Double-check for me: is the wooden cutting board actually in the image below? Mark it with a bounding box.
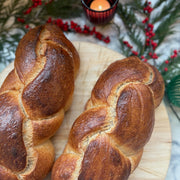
[0,41,171,180]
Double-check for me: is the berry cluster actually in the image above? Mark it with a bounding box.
[142,1,158,61]
[46,18,110,43]
[123,41,132,49]
[164,50,180,72]
[17,0,53,27]
[123,41,139,56]
[17,18,25,23]
[121,1,180,73]
[143,1,153,14]
[145,24,157,50]
[24,0,43,15]
[122,1,157,61]
[140,55,148,62]
[123,40,140,57]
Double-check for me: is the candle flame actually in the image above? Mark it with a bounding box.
[90,0,111,11]
[98,5,103,10]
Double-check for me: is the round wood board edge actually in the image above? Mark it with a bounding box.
[0,41,171,180]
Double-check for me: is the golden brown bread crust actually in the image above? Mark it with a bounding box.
[52,56,164,180]
[0,24,80,179]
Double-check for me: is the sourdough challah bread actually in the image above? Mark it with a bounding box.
[51,56,164,180]
[0,24,80,179]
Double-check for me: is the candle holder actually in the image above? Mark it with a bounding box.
[81,0,119,25]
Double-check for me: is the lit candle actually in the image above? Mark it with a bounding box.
[90,0,111,11]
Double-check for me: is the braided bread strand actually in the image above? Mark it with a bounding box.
[52,56,164,180]
[0,24,80,179]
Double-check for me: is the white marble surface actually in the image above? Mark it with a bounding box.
[0,10,180,180]
[164,97,180,180]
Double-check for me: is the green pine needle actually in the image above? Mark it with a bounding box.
[160,56,180,85]
[154,1,180,46]
[0,0,83,65]
[44,0,82,19]
[153,0,166,9]
[167,74,180,107]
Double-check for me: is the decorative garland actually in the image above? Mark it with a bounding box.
[46,18,110,43]
[17,16,110,43]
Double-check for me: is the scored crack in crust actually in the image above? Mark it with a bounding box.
[51,56,164,180]
[0,24,80,180]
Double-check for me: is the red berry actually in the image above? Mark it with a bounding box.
[174,50,178,54]
[144,59,148,62]
[165,60,169,64]
[132,51,138,56]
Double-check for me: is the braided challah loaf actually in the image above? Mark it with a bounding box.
[0,24,80,179]
[52,56,164,180]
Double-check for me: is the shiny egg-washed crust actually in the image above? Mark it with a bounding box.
[0,24,80,179]
[52,56,164,180]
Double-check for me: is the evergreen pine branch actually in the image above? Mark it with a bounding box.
[152,0,179,24]
[117,3,138,31]
[153,0,166,9]
[118,38,132,57]
[159,56,180,84]
[0,0,31,34]
[0,33,22,64]
[154,3,180,46]
[6,0,20,15]
[127,29,144,53]
[125,0,144,13]
[0,0,3,9]
[0,0,32,64]
[0,0,84,64]
[44,0,82,19]
[118,0,180,61]
[117,2,146,54]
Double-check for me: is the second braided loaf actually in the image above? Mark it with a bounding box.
[52,56,164,180]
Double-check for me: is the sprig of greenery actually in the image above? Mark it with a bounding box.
[152,0,176,23]
[44,0,82,19]
[0,0,31,34]
[117,0,180,108]
[153,1,180,46]
[117,0,180,70]
[0,0,31,64]
[160,55,180,84]
[0,0,83,65]
[117,3,141,33]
